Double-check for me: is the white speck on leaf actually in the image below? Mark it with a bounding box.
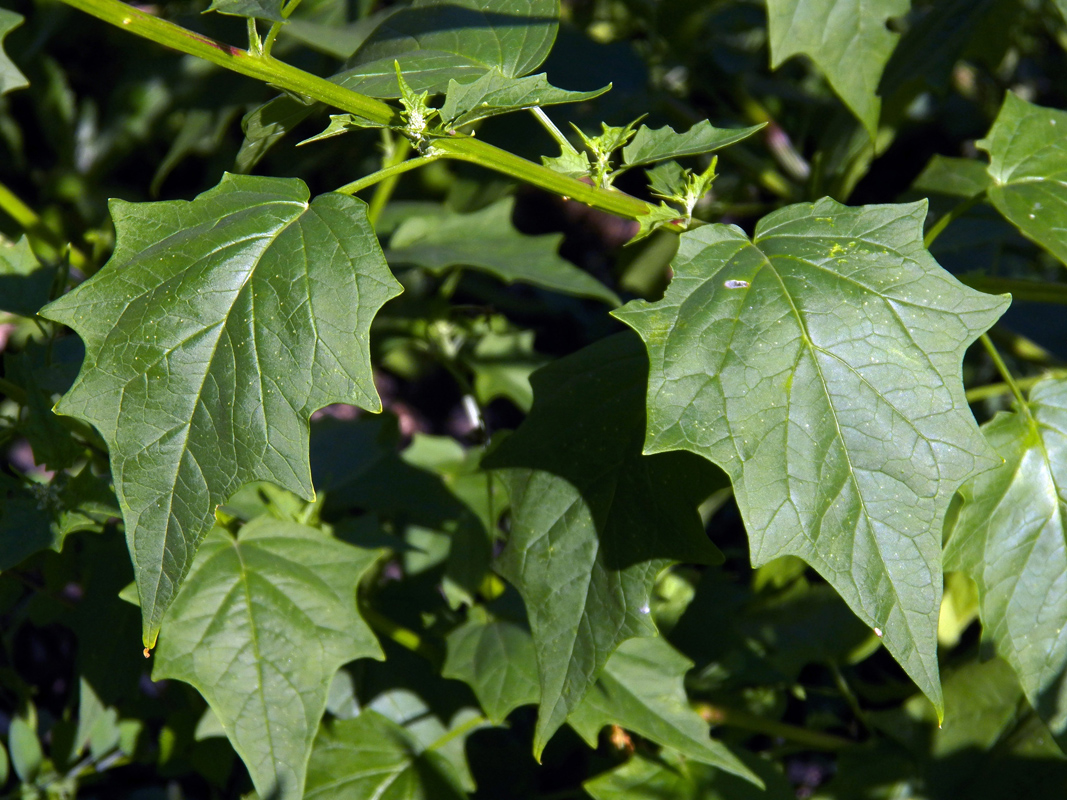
[724,279,749,289]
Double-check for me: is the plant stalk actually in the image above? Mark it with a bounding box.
[979,334,1030,416]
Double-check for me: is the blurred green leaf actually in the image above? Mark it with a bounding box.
[978,92,1067,267]
[0,9,27,95]
[0,236,53,316]
[153,518,384,800]
[40,173,402,648]
[615,198,1009,718]
[8,715,41,784]
[913,155,992,199]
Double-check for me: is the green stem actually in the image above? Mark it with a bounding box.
[426,714,487,752]
[530,107,580,156]
[334,149,436,200]
[263,0,304,56]
[368,139,414,225]
[358,602,442,665]
[924,191,986,249]
[966,370,1067,403]
[0,180,88,269]
[57,0,661,225]
[697,703,856,750]
[979,334,1029,414]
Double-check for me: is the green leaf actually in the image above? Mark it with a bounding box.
[39,173,403,648]
[484,332,725,757]
[305,710,467,799]
[206,0,286,23]
[978,92,1067,266]
[74,678,121,760]
[766,0,909,137]
[541,146,591,179]
[387,198,620,305]
[463,323,545,412]
[152,518,384,800]
[912,155,992,199]
[335,0,560,98]
[235,95,318,174]
[614,197,1010,718]
[0,9,27,95]
[568,637,759,784]
[441,69,610,129]
[945,376,1067,744]
[621,120,764,169]
[442,610,540,723]
[0,236,53,316]
[8,716,41,783]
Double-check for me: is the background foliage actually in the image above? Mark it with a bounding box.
[2,0,1067,798]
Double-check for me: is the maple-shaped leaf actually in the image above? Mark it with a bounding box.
[40,174,403,648]
[153,518,384,800]
[614,198,1009,717]
[945,377,1067,746]
[483,332,725,757]
[978,92,1067,267]
[766,0,909,137]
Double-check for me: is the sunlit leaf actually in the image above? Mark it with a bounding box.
[206,0,285,23]
[614,198,1009,716]
[0,9,27,95]
[441,69,609,129]
[40,173,403,647]
[621,120,764,169]
[153,518,384,800]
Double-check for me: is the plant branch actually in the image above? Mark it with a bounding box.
[334,148,437,200]
[57,0,663,225]
[530,107,580,156]
[966,370,1067,403]
[979,334,1030,416]
[924,191,986,248]
[696,703,857,750]
[0,180,88,269]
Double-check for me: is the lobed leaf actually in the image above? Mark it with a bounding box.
[386,198,620,305]
[0,9,27,95]
[978,92,1067,267]
[568,637,759,784]
[40,173,403,648]
[621,120,764,169]
[153,518,384,800]
[440,69,609,129]
[945,377,1067,746]
[484,332,725,757]
[614,197,1009,716]
[766,0,909,137]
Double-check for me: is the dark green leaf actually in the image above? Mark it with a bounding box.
[0,236,53,316]
[621,120,764,169]
[304,710,467,800]
[442,610,540,723]
[766,0,909,136]
[569,637,758,783]
[0,9,27,95]
[614,198,1009,717]
[335,0,559,98]
[153,518,384,800]
[235,96,317,174]
[913,155,992,199]
[945,376,1067,745]
[978,92,1067,266]
[206,0,286,23]
[40,173,403,648]
[462,324,545,412]
[441,69,609,128]
[387,198,620,305]
[484,332,725,756]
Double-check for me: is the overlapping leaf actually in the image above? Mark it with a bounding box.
[945,377,1067,745]
[483,332,725,756]
[766,0,909,136]
[0,9,27,95]
[153,519,384,800]
[40,174,403,648]
[336,0,559,98]
[0,236,53,316]
[386,198,620,305]
[978,92,1067,267]
[568,637,758,783]
[305,710,468,799]
[621,120,765,169]
[614,198,1009,716]
[206,0,285,23]
[441,69,609,129]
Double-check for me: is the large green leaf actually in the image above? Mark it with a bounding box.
[483,332,725,757]
[335,0,559,98]
[40,174,403,648]
[440,69,609,129]
[978,92,1067,267]
[614,198,1009,717]
[568,637,758,783]
[153,518,384,800]
[206,0,285,23]
[620,120,765,169]
[304,710,468,799]
[945,377,1067,745]
[766,0,909,137]
[386,198,620,305]
[0,9,27,95]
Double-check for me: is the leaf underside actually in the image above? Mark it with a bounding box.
[0,8,27,95]
[945,377,1067,746]
[614,197,1010,716]
[621,120,766,169]
[484,332,724,756]
[40,173,403,648]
